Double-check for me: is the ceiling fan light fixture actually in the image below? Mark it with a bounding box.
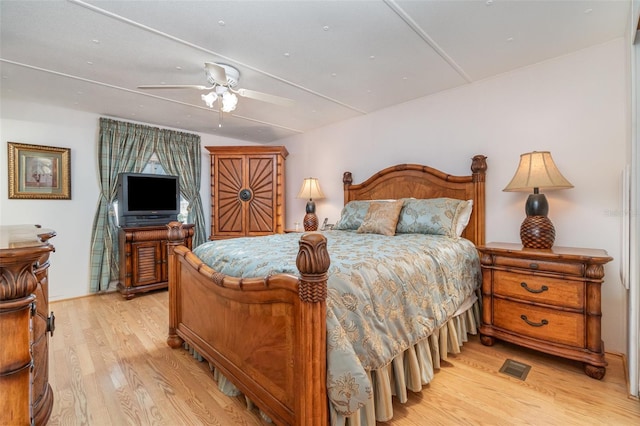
[201,91,217,108]
[141,61,292,116]
[221,91,238,112]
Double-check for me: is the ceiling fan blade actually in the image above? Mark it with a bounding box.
[204,62,228,86]
[138,84,212,90]
[236,88,295,107]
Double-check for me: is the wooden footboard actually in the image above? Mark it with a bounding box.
[166,222,329,426]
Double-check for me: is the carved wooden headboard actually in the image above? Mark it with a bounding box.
[342,155,487,246]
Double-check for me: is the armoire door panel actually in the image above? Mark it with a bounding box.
[218,200,244,233]
[247,157,275,233]
[218,158,244,189]
[215,157,245,235]
[249,202,274,233]
[248,158,275,194]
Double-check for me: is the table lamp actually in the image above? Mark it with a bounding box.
[503,151,573,249]
[297,178,325,231]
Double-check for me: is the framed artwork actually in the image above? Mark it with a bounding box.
[7,142,71,199]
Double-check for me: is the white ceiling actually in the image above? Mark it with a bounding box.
[0,0,632,143]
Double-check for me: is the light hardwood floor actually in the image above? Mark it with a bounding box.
[48,291,640,425]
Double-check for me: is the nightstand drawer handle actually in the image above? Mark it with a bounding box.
[520,315,549,327]
[520,282,549,294]
[529,263,539,269]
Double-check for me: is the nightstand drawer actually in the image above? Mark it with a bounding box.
[493,298,585,347]
[493,271,584,309]
[493,255,584,276]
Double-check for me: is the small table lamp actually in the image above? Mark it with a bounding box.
[503,151,573,249]
[297,177,325,231]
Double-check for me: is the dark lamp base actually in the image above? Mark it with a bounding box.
[520,215,555,249]
[303,213,318,231]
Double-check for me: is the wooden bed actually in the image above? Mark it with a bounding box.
[165,155,487,426]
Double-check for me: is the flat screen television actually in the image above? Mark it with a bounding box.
[116,172,180,227]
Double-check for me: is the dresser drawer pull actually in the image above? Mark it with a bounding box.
[47,311,55,337]
[520,315,549,327]
[529,263,539,269]
[520,282,549,294]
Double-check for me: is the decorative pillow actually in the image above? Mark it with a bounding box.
[396,198,472,237]
[455,199,474,237]
[333,201,373,230]
[356,200,404,236]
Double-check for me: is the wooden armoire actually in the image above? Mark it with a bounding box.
[206,146,288,240]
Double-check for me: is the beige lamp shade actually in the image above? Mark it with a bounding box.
[297,178,325,200]
[503,151,573,192]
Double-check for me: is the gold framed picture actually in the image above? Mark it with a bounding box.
[7,142,71,200]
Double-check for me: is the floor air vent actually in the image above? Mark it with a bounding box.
[499,359,531,381]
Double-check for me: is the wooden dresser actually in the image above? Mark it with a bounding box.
[0,224,56,425]
[118,224,194,299]
[478,242,613,379]
[206,146,288,240]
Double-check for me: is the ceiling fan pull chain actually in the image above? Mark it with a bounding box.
[218,98,223,128]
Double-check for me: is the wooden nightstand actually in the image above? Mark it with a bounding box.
[478,242,612,379]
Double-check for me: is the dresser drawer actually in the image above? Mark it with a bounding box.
[493,271,584,309]
[493,298,585,348]
[493,255,584,276]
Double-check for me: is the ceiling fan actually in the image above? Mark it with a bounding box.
[138,62,294,125]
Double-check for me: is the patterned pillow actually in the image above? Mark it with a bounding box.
[455,199,474,237]
[396,198,472,237]
[333,200,375,230]
[356,200,404,236]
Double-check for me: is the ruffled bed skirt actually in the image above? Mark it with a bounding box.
[183,293,481,426]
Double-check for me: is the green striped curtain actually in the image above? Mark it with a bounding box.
[89,118,156,292]
[155,129,206,247]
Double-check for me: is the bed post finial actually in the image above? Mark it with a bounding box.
[167,221,185,242]
[471,155,487,181]
[296,233,329,302]
[343,171,353,186]
[470,155,487,246]
[343,172,353,204]
[295,232,328,425]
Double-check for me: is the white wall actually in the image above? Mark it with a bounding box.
[0,101,250,300]
[281,38,629,354]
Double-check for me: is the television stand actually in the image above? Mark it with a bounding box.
[117,223,194,299]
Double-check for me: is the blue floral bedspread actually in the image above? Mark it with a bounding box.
[193,230,481,416]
